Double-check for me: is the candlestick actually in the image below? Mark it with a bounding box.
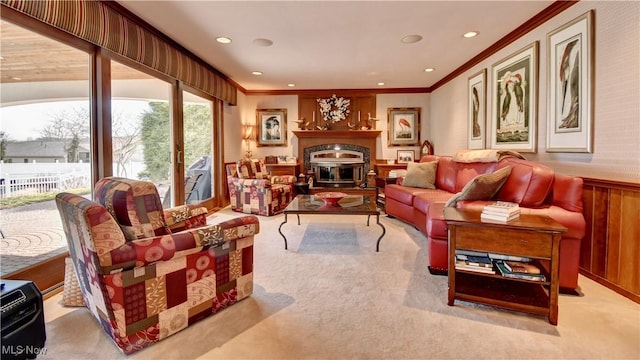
[313,111,315,123]
[358,111,361,122]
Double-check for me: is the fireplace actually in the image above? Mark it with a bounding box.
[294,130,381,188]
[308,147,365,187]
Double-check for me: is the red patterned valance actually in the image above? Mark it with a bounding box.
[1,0,237,105]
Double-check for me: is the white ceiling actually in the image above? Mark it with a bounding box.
[117,1,554,91]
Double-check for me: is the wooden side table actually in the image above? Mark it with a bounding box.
[375,177,398,207]
[265,163,300,177]
[373,163,407,178]
[444,208,567,325]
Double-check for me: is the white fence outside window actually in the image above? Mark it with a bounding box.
[0,163,91,198]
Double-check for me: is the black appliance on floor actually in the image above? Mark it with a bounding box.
[1,279,46,359]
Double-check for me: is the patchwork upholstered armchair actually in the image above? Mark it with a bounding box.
[226,159,296,216]
[56,177,259,354]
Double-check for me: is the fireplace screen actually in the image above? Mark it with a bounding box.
[309,149,364,188]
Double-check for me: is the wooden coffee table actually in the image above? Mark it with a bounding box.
[278,194,386,252]
[444,207,567,325]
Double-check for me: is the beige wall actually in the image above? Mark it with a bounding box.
[430,1,640,182]
[225,1,639,183]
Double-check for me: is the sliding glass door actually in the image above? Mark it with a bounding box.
[0,19,91,278]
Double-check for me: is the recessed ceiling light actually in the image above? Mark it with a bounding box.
[288,83,295,87]
[401,34,423,44]
[252,71,263,76]
[216,37,232,44]
[253,38,274,47]
[463,31,479,38]
[377,82,385,86]
[12,77,21,80]
[424,68,435,72]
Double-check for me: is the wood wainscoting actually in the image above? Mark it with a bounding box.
[581,178,640,303]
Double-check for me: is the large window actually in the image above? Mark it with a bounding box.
[111,60,173,204]
[0,20,91,278]
[0,10,225,291]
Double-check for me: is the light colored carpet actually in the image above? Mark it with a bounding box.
[41,208,640,359]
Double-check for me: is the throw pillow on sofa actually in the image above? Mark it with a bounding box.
[444,166,512,207]
[402,161,438,189]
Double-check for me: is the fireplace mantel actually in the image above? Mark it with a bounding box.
[293,130,381,138]
[294,130,381,173]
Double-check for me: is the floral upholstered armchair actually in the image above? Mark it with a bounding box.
[226,159,296,216]
[56,177,260,354]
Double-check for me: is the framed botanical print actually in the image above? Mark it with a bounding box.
[546,10,594,153]
[490,42,539,153]
[468,69,487,149]
[256,108,287,146]
[387,108,421,146]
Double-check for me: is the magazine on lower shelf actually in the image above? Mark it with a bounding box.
[494,260,546,281]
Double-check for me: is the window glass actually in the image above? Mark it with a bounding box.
[0,20,91,276]
[111,60,173,205]
[183,91,213,204]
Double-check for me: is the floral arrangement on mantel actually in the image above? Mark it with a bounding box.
[317,94,350,125]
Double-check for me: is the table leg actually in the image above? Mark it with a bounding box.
[296,214,300,225]
[278,213,289,250]
[375,214,386,252]
[366,214,371,226]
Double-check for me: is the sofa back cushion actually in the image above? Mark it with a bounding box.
[94,177,171,241]
[494,157,554,207]
[237,159,268,179]
[434,157,457,193]
[454,162,498,192]
[552,173,584,212]
[444,166,512,207]
[432,157,497,193]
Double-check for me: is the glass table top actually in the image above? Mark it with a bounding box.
[283,194,378,215]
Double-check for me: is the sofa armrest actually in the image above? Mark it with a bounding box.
[231,178,272,188]
[163,204,209,231]
[105,216,260,272]
[271,175,297,184]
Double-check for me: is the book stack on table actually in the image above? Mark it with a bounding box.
[481,201,521,222]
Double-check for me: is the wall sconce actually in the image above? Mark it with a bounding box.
[242,124,255,159]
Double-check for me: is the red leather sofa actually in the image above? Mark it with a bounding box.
[384,155,585,291]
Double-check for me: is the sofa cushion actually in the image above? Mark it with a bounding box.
[494,158,554,207]
[434,157,458,193]
[444,166,512,207]
[402,161,438,189]
[413,190,454,214]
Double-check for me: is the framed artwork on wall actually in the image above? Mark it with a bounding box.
[467,69,487,150]
[397,150,415,163]
[490,41,539,153]
[387,107,421,146]
[546,10,594,153]
[256,108,287,147]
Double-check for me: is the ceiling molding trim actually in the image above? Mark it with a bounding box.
[429,0,578,92]
[245,87,429,96]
